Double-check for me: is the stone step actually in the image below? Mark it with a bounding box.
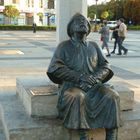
[16,76,134,118]
[0,86,140,140]
[0,118,6,140]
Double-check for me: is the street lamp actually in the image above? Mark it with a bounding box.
[94,0,98,32]
[95,0,98,19]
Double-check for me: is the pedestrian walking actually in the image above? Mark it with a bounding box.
[111,25,119,54]
[99,20,111,57]
[117,18,128,55]
[32,22,37,33]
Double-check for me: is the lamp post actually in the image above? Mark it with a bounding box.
[94,0,98,32]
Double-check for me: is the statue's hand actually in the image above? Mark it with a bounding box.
[79,82,92,92]
[79,74,97,86]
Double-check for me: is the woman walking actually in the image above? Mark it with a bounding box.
[99,21,110,57]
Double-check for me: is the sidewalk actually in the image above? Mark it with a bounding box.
[0,30,140,140]
[0,30,140,87]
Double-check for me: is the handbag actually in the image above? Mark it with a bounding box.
[100,36,103,41]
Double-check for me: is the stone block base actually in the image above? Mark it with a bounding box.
[0,87,140,140]
[16,76,134,118]
[113,84,134,111]
[16,76,59,118]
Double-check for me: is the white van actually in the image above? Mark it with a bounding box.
[107,21,117,28]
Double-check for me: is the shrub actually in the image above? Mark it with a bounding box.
[0,25,56,31]
[127,25,140,30]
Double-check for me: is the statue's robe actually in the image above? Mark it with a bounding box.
[47,39,120,129]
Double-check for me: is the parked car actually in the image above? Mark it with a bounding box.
[90,19,101,25]
[107,21,117,29]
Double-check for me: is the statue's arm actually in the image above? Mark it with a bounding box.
[92,42,114,83]
[49,66,81,84]
[93,67,111,83]
[47,43,81,84]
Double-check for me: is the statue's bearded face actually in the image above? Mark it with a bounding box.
[72,16,89,34]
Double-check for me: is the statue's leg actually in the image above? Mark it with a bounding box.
[79,129,88,140]
[105,128,118,140]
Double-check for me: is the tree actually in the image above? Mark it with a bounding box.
[101,11,109,19]
[88,5,96,19]
[88,0,140,23]
[132,0,140,24]
[37,12,43,24]
[3,5,20,24]
[124,0,140,25]
[88,4,106,20]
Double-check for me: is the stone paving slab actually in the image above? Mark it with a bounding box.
[0,59,50,68]
[0,90,69,140]
[0,86,140,140]
[0,87,106,140]
[0,47,53,59]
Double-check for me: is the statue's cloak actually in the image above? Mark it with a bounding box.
[47,40,120,129]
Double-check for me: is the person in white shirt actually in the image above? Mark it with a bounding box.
[117,18,128,55]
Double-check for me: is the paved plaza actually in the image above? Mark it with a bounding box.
[0,30,140,139]
[0,30,139,87]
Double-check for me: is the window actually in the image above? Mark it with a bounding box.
[26,0,30,7]
[39,0,43,8]
[12,0,19,4]
[31,0,34,7]
[48,0,54,9]
[0,0,4,5]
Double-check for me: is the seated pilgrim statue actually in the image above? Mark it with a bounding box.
[47,13,121,140]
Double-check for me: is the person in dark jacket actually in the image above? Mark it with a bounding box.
[47,13,121,140]
[111,25,119,54]
[32,22,37,33]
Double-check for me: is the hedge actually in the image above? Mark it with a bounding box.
[0,25,56,31]
[0,24,140,31]
[127,25,140,30]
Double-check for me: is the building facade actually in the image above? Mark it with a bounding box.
[0,0,55,25]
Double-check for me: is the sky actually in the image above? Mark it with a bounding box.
[87,0,110,5]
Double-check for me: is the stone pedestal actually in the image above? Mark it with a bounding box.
[16,76,134,118]
[113,84,134,111]
[0,76,139,140]
[16,76,59,118]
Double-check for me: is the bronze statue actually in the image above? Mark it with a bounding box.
[47,13,120,140]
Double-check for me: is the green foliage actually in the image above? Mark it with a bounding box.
[0,25,56,31]
[101,11,109,19]
[88,0,140,25]
[91,24,101,32]
[107,10,114,20]
[124,0,140,25]
[127,25,140,30]
[88,6,96,19]
[37,12,43,17]
[3,5,19,19]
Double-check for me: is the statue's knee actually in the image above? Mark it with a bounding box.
[113,91,120,101]
[72,90,85,101]
[65,88,85,100]
[107,88,120,102]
